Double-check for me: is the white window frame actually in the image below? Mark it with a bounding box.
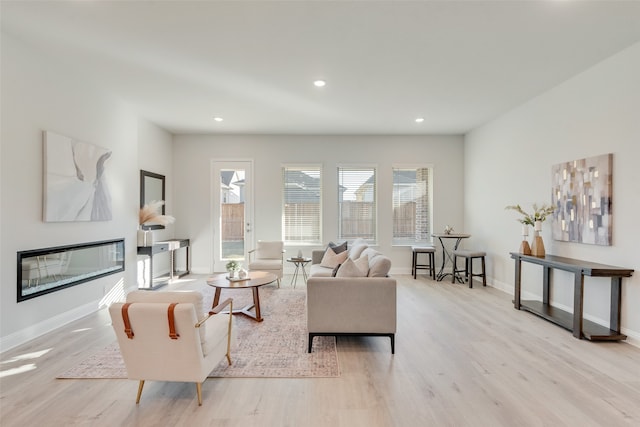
[337,164,378,243]
[391,164,433,245]
[281,164,323,245]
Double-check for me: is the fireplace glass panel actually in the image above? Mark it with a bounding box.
[18,239,125,302]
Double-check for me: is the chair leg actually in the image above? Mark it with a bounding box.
[196,382,203,406]
[468,257,473,288]
[136,380,145,404]
[430,252,435,280]
[226,306,233,365]
[412,251,417,279]
[481,256,487,286]
[451,255,457,283]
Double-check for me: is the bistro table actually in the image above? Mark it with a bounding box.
[431,233,471,282]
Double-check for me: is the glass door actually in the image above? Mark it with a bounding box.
[212,160,253,272]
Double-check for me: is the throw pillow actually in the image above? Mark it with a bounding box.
[335,257,368,278]
[348,241,368,260]
[331,264,341,277]
[328,241,348,254]
[354,254,369,276]
[368,255,392,277]
[320,246,349,268]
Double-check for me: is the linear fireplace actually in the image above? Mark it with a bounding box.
[17,238,125,302]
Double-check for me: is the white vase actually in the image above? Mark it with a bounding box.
[137,229,154,247]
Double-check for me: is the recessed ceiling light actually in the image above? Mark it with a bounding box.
[415,117,425,123]
[313,80,326,87]
[214,117,223,122]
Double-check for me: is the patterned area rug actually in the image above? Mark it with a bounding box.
[57,286,339,379]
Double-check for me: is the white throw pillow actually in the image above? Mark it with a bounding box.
[354,254,369,276]
[320,246,348,268]
[336,255,369,277]
[348,241,368,260]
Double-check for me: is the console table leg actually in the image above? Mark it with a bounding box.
[573,273,584,339]
[610,277,622,332]
[514,259,522,309]
[542,266,551,305]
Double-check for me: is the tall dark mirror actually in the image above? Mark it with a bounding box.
[140,170,166,230]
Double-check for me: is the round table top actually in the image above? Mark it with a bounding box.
[431,233,471,238]
[287,257,311,263]
[206,271,277,289]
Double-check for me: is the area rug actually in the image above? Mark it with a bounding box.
[57,286,339,379]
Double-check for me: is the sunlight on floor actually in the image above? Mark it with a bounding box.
[1,348,52,364]
[99,278,126,308]
[0,363,37,378]
[0,348,52,378]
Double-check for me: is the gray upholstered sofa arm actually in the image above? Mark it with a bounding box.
[311,249,325,265]
[306,276,397,353]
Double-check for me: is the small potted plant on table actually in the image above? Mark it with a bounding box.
[226,260,241,279]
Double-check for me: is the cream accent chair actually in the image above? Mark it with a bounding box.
[247,241,284,287]
[109,290,234,406]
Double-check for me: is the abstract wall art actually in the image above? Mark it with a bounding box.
[551,153,612,245]
[43,131,113,222]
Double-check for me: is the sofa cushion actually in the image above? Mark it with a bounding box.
[368,254,392,277]
[348,239,368,260]
[320,246,348,268]
[248,259,282,271]
[361,247,381,261]
[328,241,348,254]
[310,263,334,277]
[336,255,369,277]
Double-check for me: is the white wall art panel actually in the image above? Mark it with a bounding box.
[43,131,112,222]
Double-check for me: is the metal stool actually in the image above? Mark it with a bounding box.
[452,249,486,288]
[412,246,436,280]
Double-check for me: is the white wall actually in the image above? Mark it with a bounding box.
[0,34,161,350]
[172,134,465,275]
[464,42,640,344]
[137,119,175,242]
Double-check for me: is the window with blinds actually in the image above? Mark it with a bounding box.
[392,167,432,244]
[338,166,376,242]
[282,166,322,244]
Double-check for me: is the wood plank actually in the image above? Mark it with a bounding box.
[1,274,639,426]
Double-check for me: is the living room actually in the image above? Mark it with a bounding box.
[2,1,640,425]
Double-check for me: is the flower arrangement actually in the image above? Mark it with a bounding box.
[225,260,241,272]
[505,203,555,226]
[139,200,175,227]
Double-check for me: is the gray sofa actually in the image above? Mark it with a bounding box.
[306,240,396,353]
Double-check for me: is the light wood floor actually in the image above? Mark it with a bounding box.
[1,274,639,427]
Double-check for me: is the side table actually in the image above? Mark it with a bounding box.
[286,257,311,288]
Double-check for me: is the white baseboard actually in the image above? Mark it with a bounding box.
[0,300,100,354]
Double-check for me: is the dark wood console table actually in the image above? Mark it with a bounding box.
[510,253,633,341]
[137,239,190,289]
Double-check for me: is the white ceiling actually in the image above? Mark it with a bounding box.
[2,1,640,135]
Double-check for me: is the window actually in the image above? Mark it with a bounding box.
[392,167,432,244]
[282,166,322,244]
[338,166,376,242]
